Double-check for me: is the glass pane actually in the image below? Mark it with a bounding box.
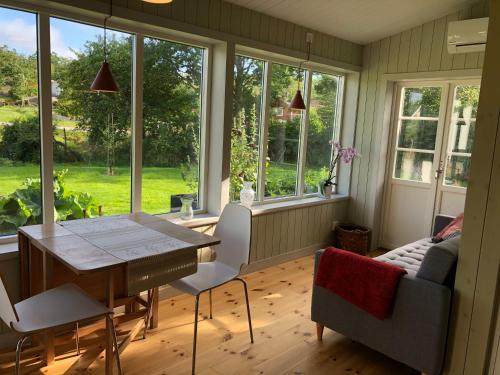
[453,85,480,119]
[449,120,475,153]
[266,63,304,198]
[142,37,204,214]
[230,55,264,202]
[402,87,442,117]
[50,18,132,220]
[394,151,434,183]
[444,84,480,188]
[397,120,438,150]
[0,7,41,236]
[445,155,471,187]
[304,72,340,194]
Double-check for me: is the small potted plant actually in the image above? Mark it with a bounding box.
[321,141,359,198]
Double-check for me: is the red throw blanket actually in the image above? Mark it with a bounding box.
[315,247,407,320]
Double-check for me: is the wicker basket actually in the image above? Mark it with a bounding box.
[335,224,371,255]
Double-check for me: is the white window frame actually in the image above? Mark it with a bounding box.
[234,49,346,205]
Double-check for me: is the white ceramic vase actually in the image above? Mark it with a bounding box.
[240,181,255,208]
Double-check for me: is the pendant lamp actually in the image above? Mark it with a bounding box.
[290,35,313,110]
[91,0,118,93]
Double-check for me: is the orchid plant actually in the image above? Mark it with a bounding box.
[323,141,359,187]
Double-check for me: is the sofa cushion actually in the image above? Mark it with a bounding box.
[416,236,460,284]
[375,238,433,277]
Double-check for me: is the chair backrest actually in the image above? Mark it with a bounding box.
[0,276,18,327]
[213,204,252,272]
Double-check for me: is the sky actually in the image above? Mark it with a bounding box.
[0,6,127,59]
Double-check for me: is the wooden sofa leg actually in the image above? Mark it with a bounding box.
[316,323,324,341]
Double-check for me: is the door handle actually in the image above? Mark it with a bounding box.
[435,160,444,180]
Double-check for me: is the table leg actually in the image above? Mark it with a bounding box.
[150,287,159,329]
[42,252,55,366]
[106,272,114,375]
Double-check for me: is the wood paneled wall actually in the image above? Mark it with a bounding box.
[348,0,489,244]
[45,0,362,68]
[193,199,348,264]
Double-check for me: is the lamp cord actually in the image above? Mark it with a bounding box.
[297,40,312,89]
[103,0,113,61]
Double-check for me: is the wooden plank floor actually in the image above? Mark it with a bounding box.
[2,255,418,375]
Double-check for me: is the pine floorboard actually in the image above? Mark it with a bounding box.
[1,255,417,375]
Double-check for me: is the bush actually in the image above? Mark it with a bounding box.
[0,115,40,163]
[0,170,100,236]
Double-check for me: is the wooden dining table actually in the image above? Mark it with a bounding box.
[18,212,219,374]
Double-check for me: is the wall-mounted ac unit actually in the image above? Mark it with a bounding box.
[447,17,488,54]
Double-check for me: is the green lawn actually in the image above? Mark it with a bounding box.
[0,164,194,215]
[0,162,325,216]
[0,105,37,123]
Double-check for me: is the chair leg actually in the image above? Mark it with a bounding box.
[75,321,81,356]
[15,336,28,375]
[108,315,123,375]
[192,294,200,375]
[209,289,213,319]
[236,277,254,344]
[316,323,324,341]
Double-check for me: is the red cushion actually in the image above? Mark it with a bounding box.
[433,213,464,242]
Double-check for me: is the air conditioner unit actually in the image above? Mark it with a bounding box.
[447,17,488,54]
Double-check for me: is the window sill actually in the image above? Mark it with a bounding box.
[250,194,349,216]
[167,194,349,227]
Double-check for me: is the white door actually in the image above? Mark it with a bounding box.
[381,81,480,249]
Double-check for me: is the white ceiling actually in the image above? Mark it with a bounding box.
[225,0,477,44]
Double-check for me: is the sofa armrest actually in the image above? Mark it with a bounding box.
[433,214,455,236]
[314,249,325,276]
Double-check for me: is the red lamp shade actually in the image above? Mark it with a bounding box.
[90,61,118,93]
[290,89,306,110]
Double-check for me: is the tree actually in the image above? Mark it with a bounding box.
[55,35,132,175]
[0,46,38,105]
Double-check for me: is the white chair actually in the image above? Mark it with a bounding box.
[0,279,122,375]
[169,203,254,375]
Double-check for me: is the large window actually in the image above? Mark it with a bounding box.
[142,37,205,214]
[230,54,344,203]
[230,55,264,201]
[304,72,342,193]
[0,7,41,236]
[266,63,305,198]
[50,18,133,220]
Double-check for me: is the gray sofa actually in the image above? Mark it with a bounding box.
[311,215,459,375]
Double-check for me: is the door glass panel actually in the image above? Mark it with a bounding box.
[398,120,438,150]
[394,151,434,183]
[402,87,442,117]
[444,85,480,188]
[445,155,471,188]
[393,86,442,183]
